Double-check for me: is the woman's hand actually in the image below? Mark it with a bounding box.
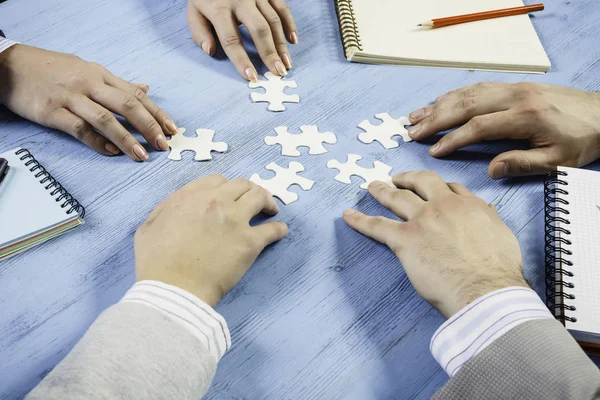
[187,0,297,81]
[0,44,177,161]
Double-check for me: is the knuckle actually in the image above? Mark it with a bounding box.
[367,216,386,230]
[121,94,139,111]
[460,97,477,113]
[134,88,147,101]
[222,34,242,48]
[516,157,532,174]
[44,96,60,111]
[513,82,541,101]
[71,120,88,139]
[267,15,281,26]
[252,24,272,39]
[469,116,486,133]
[146,118,160,133]
[95,109,114,126]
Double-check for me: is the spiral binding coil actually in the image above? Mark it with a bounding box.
[15,148,86,218]
[544,170,575,323]
[334,0,363,58]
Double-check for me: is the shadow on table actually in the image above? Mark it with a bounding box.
[331,197,446,399]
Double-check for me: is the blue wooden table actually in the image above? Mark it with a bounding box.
[1,0,599,398]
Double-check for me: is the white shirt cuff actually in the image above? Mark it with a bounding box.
[0,38,18,53]
[120,280,231,360]
[430,286,553,377]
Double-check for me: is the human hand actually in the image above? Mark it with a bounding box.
[134,175,288,307]
[0,44,178,161]
[343,171,528,318]
[408,83,600,179]
[187,0,297,81]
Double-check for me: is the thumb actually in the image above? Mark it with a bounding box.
[187,3,216,56]
[488,148,560,179]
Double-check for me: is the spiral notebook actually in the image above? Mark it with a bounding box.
[334,0,551,73]
[0,148,85,261]
[545,166,600,352]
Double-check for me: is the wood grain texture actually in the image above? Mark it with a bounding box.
[0,0,599,398]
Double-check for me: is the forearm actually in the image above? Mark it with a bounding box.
[26,281,230,400]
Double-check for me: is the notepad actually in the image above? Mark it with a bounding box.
[0,148,85,261]
[545,167,600,347]
[334,0,551,73]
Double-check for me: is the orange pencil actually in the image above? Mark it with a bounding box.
[418,4,545,29]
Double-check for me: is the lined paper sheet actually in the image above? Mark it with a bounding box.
[558,167,600,336]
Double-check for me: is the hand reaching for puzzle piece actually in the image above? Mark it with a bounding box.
[327,154,393,189]
[167,128,228,161]
[250,162,314,205]
[265,125,337,156]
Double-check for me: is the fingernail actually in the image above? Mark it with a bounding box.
[408,125,421,137]
[492,162,509,179]
[165,119,178,135]
[291,32,298,44]
[246,67,258,82]
[436,94,446,102]
[201,42,211,55]
[410,108,425,120]
[430,143,441,155]
[274,60,288,76]
[156,135,169,151]
[105,143,120,155]
[133,144,148,161]
[282,53,292,69]
[343,209,357,216]
[139,84,150,93]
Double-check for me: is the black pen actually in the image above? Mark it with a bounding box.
[0,158,10,188]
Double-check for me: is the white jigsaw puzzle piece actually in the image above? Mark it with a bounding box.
[358,113,412,149]
[250,161,314,205]
[327,154,393,189]
[249,72,300,112]
[265,125,337,156]
[167,128,228,161]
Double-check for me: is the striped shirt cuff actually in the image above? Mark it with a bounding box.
[121,280,231,360]
[430,287,553,377]
[0,38,18,53]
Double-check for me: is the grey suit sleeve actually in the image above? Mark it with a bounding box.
[434,319,600,400]
[25,302,219,400]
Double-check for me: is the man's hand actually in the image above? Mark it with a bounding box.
[343,171,528,318]
[0,45,177,161]
[187,0,297,81]
[134,175,288,307]
[408,83,600,179]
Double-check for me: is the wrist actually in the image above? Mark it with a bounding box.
[442,277,530,318]
[135,270,224,308]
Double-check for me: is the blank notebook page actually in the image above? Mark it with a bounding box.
[0,148,75,246]
[351,0,550,69]
[559,166,600,335]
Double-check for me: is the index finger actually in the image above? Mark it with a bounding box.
[209,9,258,81]
[392,171,452,201]
[237,184,280,218]
[407,83,511,141]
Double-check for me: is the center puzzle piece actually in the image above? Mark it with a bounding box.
[265,125,337,156]
[250,162,314,205]
[167,128,228,161]
[327,154,393,189]
[249,72,300,112]
[358,113,412,149]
